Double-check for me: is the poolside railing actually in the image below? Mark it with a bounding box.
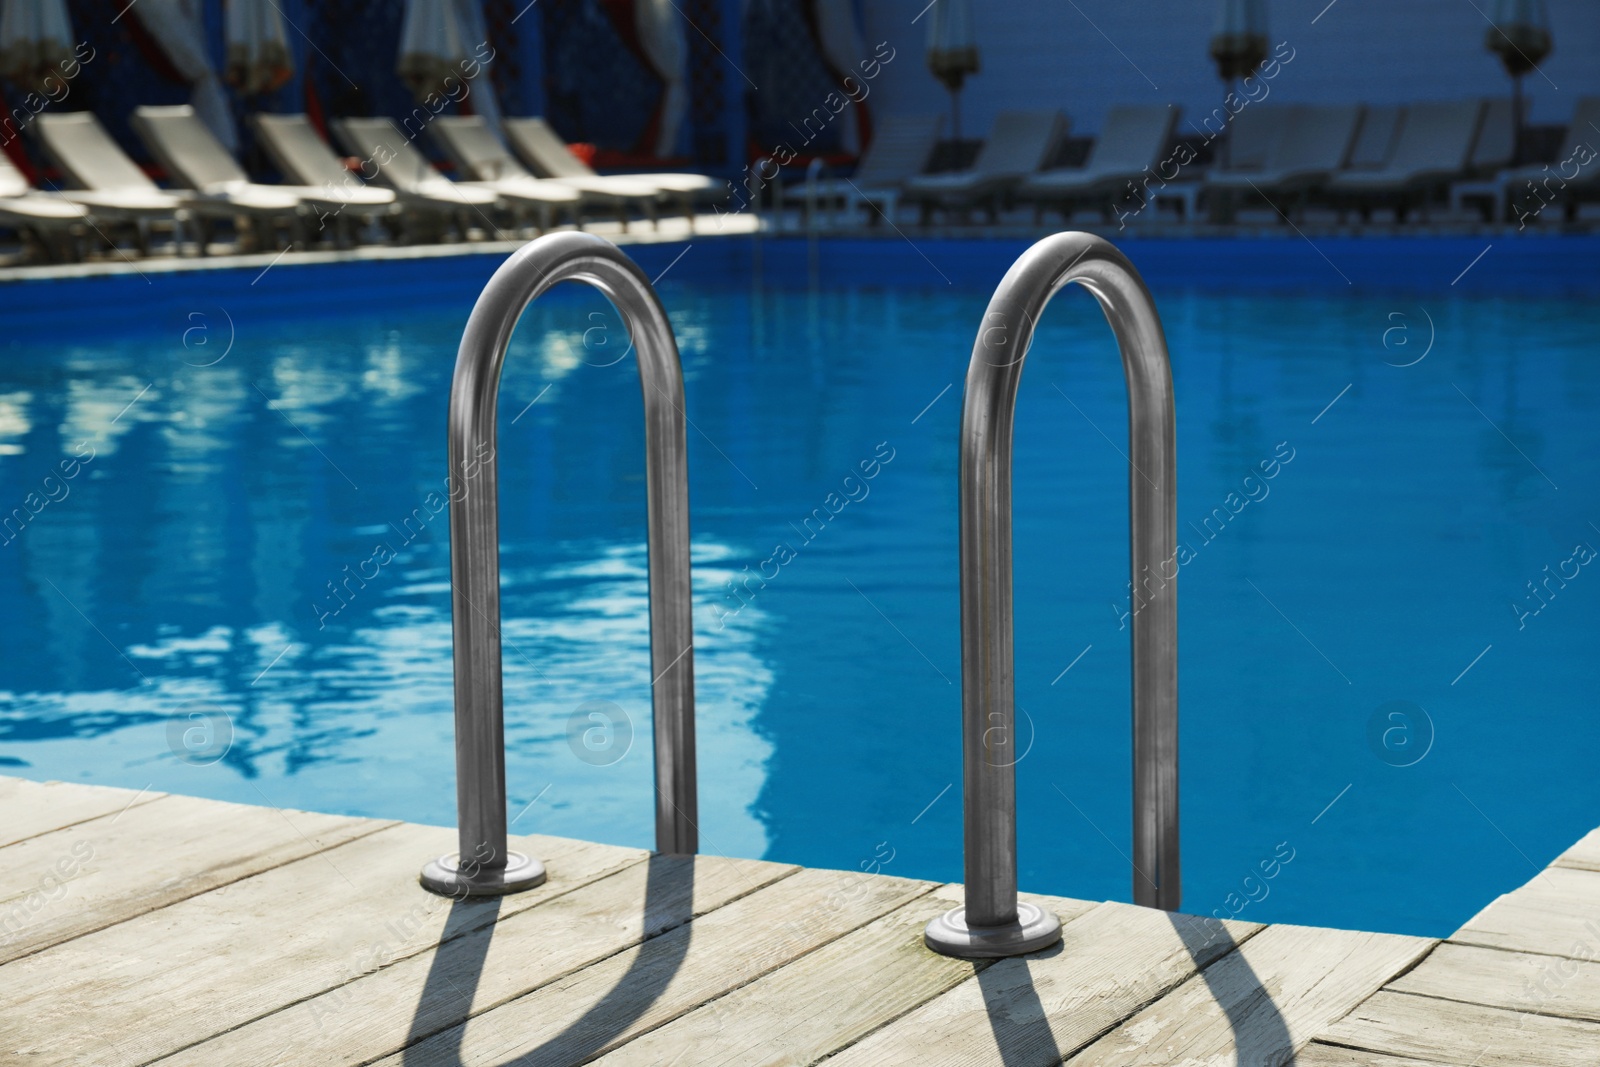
[420,232,698,898]
[924,232,1181,958]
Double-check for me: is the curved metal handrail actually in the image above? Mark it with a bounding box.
[925,231,1180,958]
[421,232,698,898]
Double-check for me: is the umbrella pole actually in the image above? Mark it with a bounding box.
[1511,73,1524,168]
[950,86,962,144]
[1219,78,1236,170]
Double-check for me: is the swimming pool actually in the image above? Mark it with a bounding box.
[1,234,1596,938]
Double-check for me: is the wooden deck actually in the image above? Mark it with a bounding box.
[1,775,1595,1065]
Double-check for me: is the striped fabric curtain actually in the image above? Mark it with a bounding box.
[132,0,239,151]
[634,0,687,157]
[811,0,867,154]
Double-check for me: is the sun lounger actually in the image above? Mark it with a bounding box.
[781,113,942,225]
[33,111,193,225]
[253,112,477,242]
[1186,103,1292,220]
[1472,95,1600,224]
[1206,104,1362,218]
[1469,98,1515,176]
[501,117,717,222]
[1222,104,1292,173]
[429,115,657,228]
[1325,100,1485,220]
[125,107,315,241]
[904,109,1067,221]
[1015,105,1174,221]
[33,111,277,253]
[132,105,396,248]
[333,116,579,234]
[1447,98,1516,219]
[0,150,90,260]
[1346,105,1402,172]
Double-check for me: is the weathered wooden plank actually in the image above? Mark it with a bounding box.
[153,853,797,1067]
[818,901,1262,1067]
[372,866,940,1067]
[0,822,647,1066]
[1389,941,1600,1023]
[1063,923,1434,1066]
[1297,1042,1462,1066]
[588,885,1100,1067]
[1452,866,1600,960]
[0,776,163,848]
[1318,989,1600,1066]
[0,792,386,965]
[1553,828,1600,874]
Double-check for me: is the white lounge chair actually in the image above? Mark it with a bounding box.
[333,116,580,235]
[1469,98,1516,176]
[1446,98,1516,219]
[1207,104,1363,219]
[120,108,310,251]
[1221,104,1292,173]
[1325,100,1485,220]
[1472,95,1600,224]
[781,113,942,226]
[34,111,275,253]
[0,150,90,261]
[133,105,395,248]
[1016,105,1175,222]
[501,117,717,223]
[904,109,1067,222]
[1185,103,1292,221]
[33,111,195,225]
[429,116,658,229]
[1345,104,1403,173]
[253,113,480,243]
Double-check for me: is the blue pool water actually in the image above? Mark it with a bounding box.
[1,235,1597,938]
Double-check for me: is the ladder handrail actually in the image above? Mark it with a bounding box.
[421,232,698,898]
[926,231,1180,958]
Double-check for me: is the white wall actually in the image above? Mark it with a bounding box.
[860,0,1599,136]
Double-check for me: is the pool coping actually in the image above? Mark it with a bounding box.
[0,210,1593,288]
[0,773,1594,1064]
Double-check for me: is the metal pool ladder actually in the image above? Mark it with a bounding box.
[924,232,1181,958]
[421,232,698,897]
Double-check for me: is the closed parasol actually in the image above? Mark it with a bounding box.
[225,0,293,96]
[1208,0,1267,81]
[1208,0,1267,167]
[398,0,503,129]
[0,0,75,94]
[925,0,977,141]
[1486,0,1552,165]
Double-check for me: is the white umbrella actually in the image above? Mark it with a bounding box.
[1208,0,1267,168]
[225,0,294,96]
[926,0,978,140]
[1486,0,1552,165]
[398,0,502,129]
[1208,0,1267,81]
[0,0,75,93]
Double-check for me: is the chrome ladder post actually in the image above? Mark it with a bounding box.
[925,232,1180,958]
[421,232,699,897]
